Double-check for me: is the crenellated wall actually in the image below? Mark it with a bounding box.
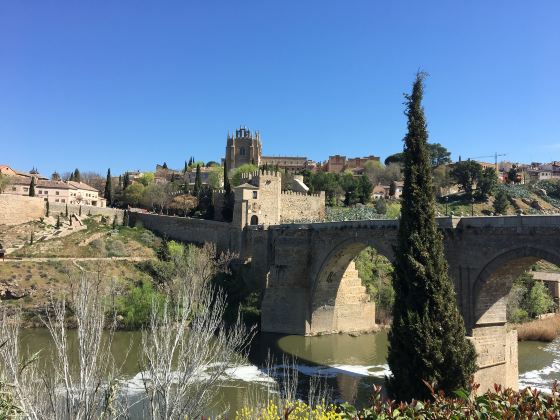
[233,170,325,227]
[280,190,325,222]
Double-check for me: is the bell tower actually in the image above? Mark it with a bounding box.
[225,126,262,171]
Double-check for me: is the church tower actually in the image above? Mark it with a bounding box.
[225,126,262,171]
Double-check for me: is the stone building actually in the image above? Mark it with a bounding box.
[225,127,263,170]
[325,154,380,174]
[224,126,309,173]
[261,156,308,173]
[231,170,325,227]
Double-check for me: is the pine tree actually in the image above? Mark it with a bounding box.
[73,169,81,182]
[65,204,68,218]
[112,214,118,230]
[122,210,129,227]
[46,200,50,217]
[162,162,168,169]
[104,168,114,206]
[56,215,61,229]
[118,175,123,189]
[493,189,509,214]
[79,206,82,216]
[388,73,476,401]
[183,160,188,173]
[29,177,36,197]
[194,164,202,197]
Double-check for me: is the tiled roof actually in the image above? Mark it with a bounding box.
[9,176,99,192]
[67,181,99,192]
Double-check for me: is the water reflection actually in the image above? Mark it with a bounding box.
[16,328,560,414]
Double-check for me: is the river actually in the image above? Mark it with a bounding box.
[18,329,560,416]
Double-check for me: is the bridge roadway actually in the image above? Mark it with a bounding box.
[130,212,560,391]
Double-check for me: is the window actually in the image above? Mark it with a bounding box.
[253,191,258,199]
[61,199,65,203]
[44,191,48,195]
[38,190,42,194]
[56,191,59,195]
[23,187,28,192]
[12,187,16,191]
[55,199,59,202]
[240,147,246,156]
[250,215,259,225]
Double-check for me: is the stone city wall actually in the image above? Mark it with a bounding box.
[0,194,45,225]
[49,203,124,222]
[129,211,240,254]
[279,191,325,223]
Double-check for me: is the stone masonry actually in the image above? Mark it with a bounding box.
[233,170,325,227]
[0,194,45,225]
[129,212,560,392]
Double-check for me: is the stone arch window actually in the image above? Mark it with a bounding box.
[250,215,259,225]
[240,147,246,156]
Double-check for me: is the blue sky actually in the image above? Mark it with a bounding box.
[1,1,559,176]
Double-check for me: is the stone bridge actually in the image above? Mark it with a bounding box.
[130,212,560,391]
[241,215,560,391]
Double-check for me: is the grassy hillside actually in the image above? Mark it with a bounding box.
[8,217,160,258]
[1,215,162,325]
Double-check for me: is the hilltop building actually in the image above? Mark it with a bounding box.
[224,126,309,173]
[214,170,325,227]
[0,165,105,207]
[325,154,380,174]
[225,127,263,170]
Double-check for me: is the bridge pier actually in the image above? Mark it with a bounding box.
[309,261,376,335]
[471,325,518,392]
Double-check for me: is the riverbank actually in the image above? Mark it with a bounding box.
[514,314,560,342]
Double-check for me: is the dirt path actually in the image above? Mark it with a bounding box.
[0,256,152,263]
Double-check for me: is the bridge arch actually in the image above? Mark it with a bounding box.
[469,245,560,391]
[308,237,395,335]
[472,246,560,328]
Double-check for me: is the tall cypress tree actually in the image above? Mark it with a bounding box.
[104,168,114,206]
[123,172,131,189]
[29,177,36,197]
[388,73,476,401]
[222,162,234,222]
[73,168,81,182]
[194,164,202,197]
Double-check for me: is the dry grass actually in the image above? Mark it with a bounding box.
[514,314,560,342]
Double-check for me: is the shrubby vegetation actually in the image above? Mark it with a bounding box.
[354,248,394,323]
[0,242,253,419]
[507,270,556,324]
[236,382,560,419]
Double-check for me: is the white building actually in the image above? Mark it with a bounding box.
[1,165,106,207]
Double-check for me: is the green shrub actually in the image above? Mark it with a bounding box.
[90,238,106,254]
[106,239,126,257]
[139,230,156,247]
[510,308,529,323]
[116,279,164,328]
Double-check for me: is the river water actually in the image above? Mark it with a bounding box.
[18,329,560,415]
